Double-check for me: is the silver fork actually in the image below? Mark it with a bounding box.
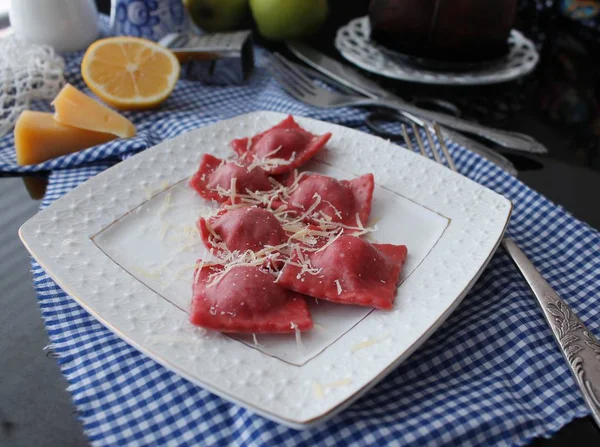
[269,54,518,175]
[404,122,600,428]
[268,53,546,154]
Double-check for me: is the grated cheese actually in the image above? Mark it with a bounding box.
[322,199,343,219]
[315,228,344,254]
[194,259,205,284]
[274,268,285,283]
[205,253,270,287]
[213,185,255,202]
[246,145,294,172]
[175,263,201,280]
[229,177,237,203]
[285,192,322,226]
[205,220,220,240]
[313,382,325,399]
[159,222,171,241]
[325,378,352,388]
[355,213,364,229]
[230,158,245,168]
[334,279,342,295]
[291,322,304,350]
[167,224,200,245]
[158,190,172,218]
[133,266,162,281]
[178,240,201,253]
[313,378,352,398]
[351,334,390,353]
[318,211,333,222]
[268,176,285,190]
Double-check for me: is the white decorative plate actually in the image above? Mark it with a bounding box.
[335,16,539,85]
[19,112,512,428]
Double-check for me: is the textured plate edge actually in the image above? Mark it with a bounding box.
[17,110,515,428]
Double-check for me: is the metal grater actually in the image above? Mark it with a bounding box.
[159,30,254,85]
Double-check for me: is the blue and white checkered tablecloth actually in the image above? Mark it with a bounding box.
[2,42,600,446]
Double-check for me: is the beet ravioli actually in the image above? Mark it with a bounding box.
[278,235,407,310]
[188,115,407,335]
[231,115,331,174]
[190,154,273,203]
[191,265,313,333]
[282,172,374,227]
[198,206,286,258]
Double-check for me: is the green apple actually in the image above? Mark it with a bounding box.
[250,0,328,40]
[184,0,249,33]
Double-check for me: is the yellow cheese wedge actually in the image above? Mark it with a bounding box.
[22,176,48,200]
[14,111,116,166]
[52,84,136,138]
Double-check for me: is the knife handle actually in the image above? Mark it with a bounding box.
[369,98,547,154]
[503,238,600,428]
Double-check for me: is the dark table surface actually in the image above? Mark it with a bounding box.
[2,1,600,446]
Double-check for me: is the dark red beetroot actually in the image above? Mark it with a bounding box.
[278,235,407,310]
[190,264,313,333]
[369,0,517,62]
[231,115,331,175]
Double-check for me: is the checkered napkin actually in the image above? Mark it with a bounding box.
[3,42,600,446]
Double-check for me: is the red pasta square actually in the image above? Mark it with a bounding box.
[277,235,407,310]
[231,115,331,174]
[279,172,374,228]
[190,264,313,333]
[190,154,273,203]
[198,206,286,259]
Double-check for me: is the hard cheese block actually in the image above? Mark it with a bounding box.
[52,84,136,138]
[15,111,116,166]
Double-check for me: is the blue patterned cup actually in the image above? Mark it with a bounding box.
[110,0,190,41]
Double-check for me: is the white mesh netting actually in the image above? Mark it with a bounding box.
[0,35,65,136]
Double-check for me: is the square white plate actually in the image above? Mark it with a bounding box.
[20,111,512,428]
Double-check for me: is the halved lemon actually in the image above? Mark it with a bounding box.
[81,37,180,110]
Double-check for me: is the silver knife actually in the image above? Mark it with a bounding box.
[287,41,547,155]
[287,59,518,175]
[503,238,600,428]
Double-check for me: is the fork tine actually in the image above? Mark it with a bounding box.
[268,55,314,98]
[424,123,444,164]
[401,124,414,152]
[267,61,307,99]
[434,123,458,172]
[410,123,428,157]
[272,53,317,94]
[270,69,308,101]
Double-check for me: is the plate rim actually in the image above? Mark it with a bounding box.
[19,111,512,428]
[335,16,539,86]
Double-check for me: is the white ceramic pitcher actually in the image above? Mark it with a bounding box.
[9,0,99,52]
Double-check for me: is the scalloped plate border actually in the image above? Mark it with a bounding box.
[335,16,539,85]
[19,111,512,429]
